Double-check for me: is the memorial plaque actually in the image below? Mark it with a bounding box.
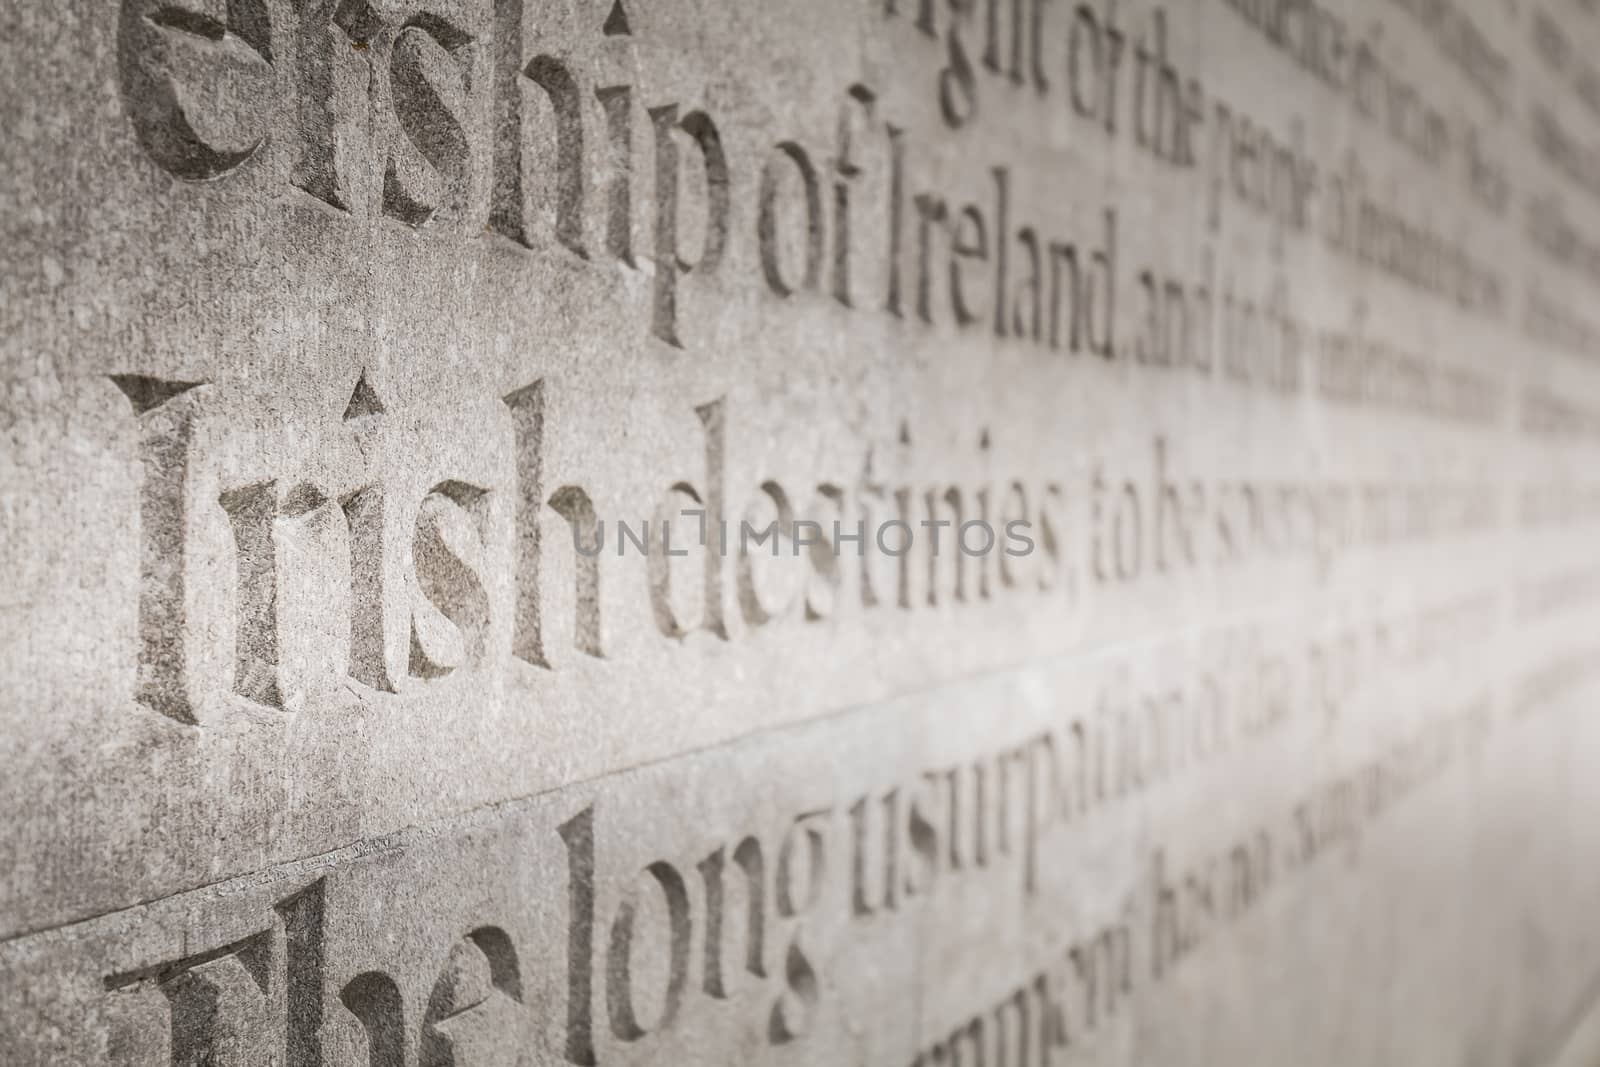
[4,0,1600,1062]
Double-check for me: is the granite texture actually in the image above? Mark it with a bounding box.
[3,0,1600,1062]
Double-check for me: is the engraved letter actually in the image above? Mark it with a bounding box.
[112,375,205,724]
[118,0,274,179]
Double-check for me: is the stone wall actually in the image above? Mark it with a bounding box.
[3,0,1600,1063]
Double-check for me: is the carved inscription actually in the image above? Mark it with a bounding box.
[111,373,497,722]
[109,363,1516,727]
[56,653,1519,1066]
[16,1,1600,1064]
[115,0,1517,353]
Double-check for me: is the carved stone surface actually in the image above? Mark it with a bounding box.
[4,0,1600,1062]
